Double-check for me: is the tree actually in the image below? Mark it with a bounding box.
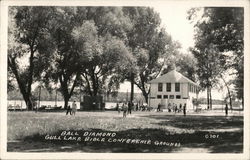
[44,7,133,108]
[123,7,179,103]
[175,52,198,82]
[44,7,93,109]
[191,45,224,109]
[75,7,134,98]
[188,7,244,108]
[80,35,133,98]
[7,64,16,92]
[8,7,55,110]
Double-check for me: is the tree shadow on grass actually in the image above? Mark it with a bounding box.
[8,127,243,153]
[140,114,243,131]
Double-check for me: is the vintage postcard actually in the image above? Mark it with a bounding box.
[0,0,249,159]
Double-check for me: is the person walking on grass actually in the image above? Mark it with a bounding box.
[183,103,186,116]
[168,103,171,112]
[116,102,119,111]
[157,103,161,112]
[116,103,120,114]
[179,104,182,113]
[72,101,77,116]
[66,105,72,115]
[122,102,128,118]
[225,103,228,116]
[174,104,178,113]
[128,101,132,114]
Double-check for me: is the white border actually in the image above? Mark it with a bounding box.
[1,0,249,159]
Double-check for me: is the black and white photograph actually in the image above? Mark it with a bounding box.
[0,0,249,159]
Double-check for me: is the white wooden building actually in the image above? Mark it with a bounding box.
[148,70,199,110]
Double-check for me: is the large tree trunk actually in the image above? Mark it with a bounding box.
[59,72,79,109]
[90,68,99,97]
[17,80,33,110]
[209,88,212,110]
[63,95,70,109]
[130,73,134,103]
[135,74,149,104]
[59,75,70,109]
[82,73,93,96]
[242,97,244,110]
[22,92,33,110]
[8,57,34,110]
[229,92,232,111]
[221,76,233,110]
[228,92,233,111]
[142,90,148,105]
[207,87,210,109]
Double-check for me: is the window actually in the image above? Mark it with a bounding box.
[176,95,181,99]
[166,83,171,92]
[175,83,180,92]
[189,84,191,92]
[163,95,168,99]
[158,83,163,92]
[170,95,174,99]
[157,95,162,99]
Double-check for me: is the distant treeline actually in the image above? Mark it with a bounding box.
[7,88,145,103]
[198,98,225,105]
[198,98,241,106]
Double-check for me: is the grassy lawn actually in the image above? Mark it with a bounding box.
[7,110,243,153]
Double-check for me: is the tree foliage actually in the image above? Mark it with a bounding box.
[175,53,198,82]
[188,7,244,107]
[8,7,55,110]
[123,7,179,103]
[8,6,183,109]
[77,7,134,98]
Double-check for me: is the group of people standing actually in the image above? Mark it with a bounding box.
[66,101,77,115]
[117,101,133,117]
[64,100,230,117]
[157,103,187,116]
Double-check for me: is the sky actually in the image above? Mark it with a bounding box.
[153,5,195,53]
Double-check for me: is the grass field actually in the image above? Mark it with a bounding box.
[7,110,243,153]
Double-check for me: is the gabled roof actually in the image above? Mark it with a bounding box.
[148,70,198,86]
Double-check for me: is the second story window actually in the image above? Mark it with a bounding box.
[166,83,171,92]
[175,83,180,92]
[158,83,163,92]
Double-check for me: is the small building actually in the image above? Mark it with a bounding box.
[148,70,199,111]
[80,96,104,110]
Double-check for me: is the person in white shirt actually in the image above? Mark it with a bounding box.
[72,101,77,115]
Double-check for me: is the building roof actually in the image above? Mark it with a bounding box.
[148,70,198,86]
